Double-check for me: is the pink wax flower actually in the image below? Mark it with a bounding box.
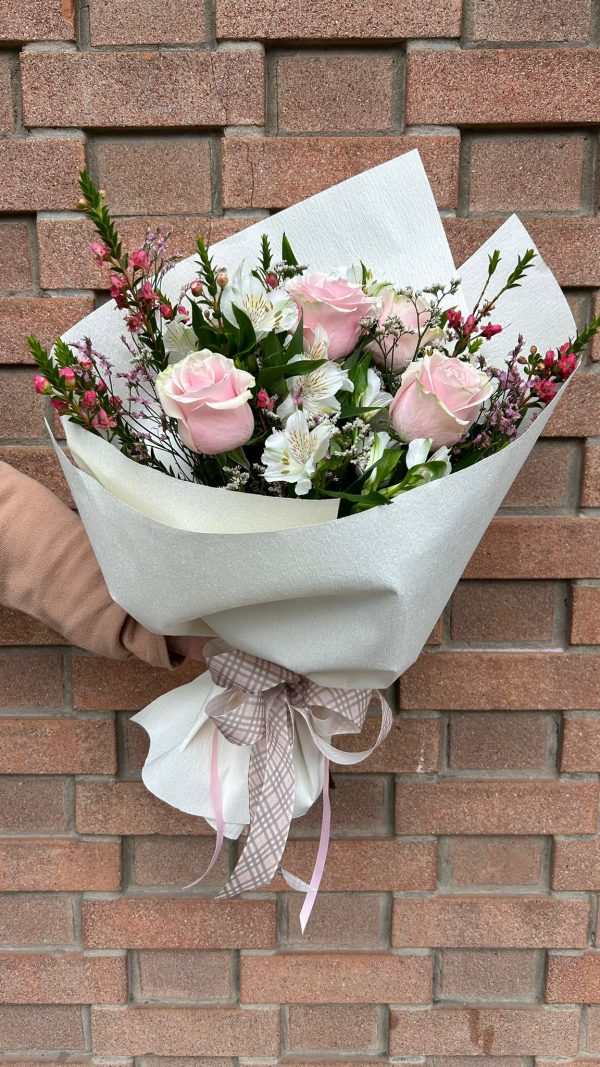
[82,389,98,407]
[557,351,577,378]
[534,379,558,404]
[445,308,463,331]
[91,409,117,430]
[140,281,157,302]
[156,350,256,456]
[257,388,276,411]
[130,250,150,270]
[90,241,111,268]
[33,374,51,395]
[51,398,69,413]
[390,352,493,451]
[480,322,502,340]
[58,366,76,387]
[286,273,374,361]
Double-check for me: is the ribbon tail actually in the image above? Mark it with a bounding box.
[217,701,295,897]
[183,725,225,889]
[298,756,331,931]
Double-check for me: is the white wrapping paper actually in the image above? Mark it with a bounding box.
[51,150,575,833]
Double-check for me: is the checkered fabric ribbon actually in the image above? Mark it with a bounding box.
[202,638,393,917]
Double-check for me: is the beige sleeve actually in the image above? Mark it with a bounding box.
[0,460,173,668]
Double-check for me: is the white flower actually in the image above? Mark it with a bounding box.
[261,410,334,496]
[163,319,197,362]
[364,430,393,486]
[359,367,392,415]
[345,264,392,300]
[277,327,352,422]
[220,263,298,341]
[406,437,452,476]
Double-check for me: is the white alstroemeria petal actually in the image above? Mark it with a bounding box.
[431,444,452,476]
[360,367,392,414]
[277,352,352,422]
[406,437,433,469]
[261,411,334,496]
[221,263,298,341]
[163,320,197,362]
[365,430,393,486]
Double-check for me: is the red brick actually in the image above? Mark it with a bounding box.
[545,375,600,436]
[284,892,387,948]
[72,656,202,711]
[393,896,588,949]
[592,292,600,360]
[408,49,600,127]
[277,838,436,891]
[0,952,126,1005]
[0,604,61,647]
[390,1007,580,1056]
[0,778,68,834]
[137,950,232,1003]
[0,717,115,774]
[335,714,441,773]
[440,949,539,1001]
[0,139,84,213]
[547,954,600,1003]
[582,443,600,506]
[0,297,94,366]
[446,216,600,289]
[240,952,432,1004]
[0,372,48,440]
[277,54,394,133]
[469,135,588,212]
[467,519,600,580]
[401,651,600,710]
[0,446,71,505]
[0,1005,85,1052]
[287,1004,379,1054]
[553,838,600,890]
[0,652,63,709]
[502,440,574,508]
[586,1009,600,1051]
[130,835,231,889]
[89,0,206,43]
[0,895,75,947]
[95,137,213,216]
[76,780,208,836]
[83,899,276,949]
[290,774,388,837]
[449,712,553,770]
[222,134,459,210]
[216,0,461,38]
[571,587,600,645]
[470,0,591,42]
[21,51,264,129]
[396,780,598,835]
[0,2,75,41]
[0,58,13,133]
[92,1006,279,1057]
[444,837,545,888]
[37,214,259,291]
[0,839,120,891]
[0,223,33,291]
[561,717,600,771]
[451,582,556,643]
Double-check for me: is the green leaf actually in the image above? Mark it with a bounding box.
[286,316,304,357]
[260,332,285,367]
[322,488,390,509]
[571,312,600,354]
[260,234,272,273]
[233,305,257,353]
[281,232,298,266]
[487,249,501,277]
[259,358,328,388]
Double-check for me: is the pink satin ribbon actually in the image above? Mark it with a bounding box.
[185,639,392,928]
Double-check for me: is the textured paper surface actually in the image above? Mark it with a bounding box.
[54,149,575,690]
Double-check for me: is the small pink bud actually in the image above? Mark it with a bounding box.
[161,303,175,320]
[51,397,69,413]
[33,374,51,395]
[177,304,189,321]
[265,272,278,290]
[59,366,76,387]
[216,271,228,289]
[190,280,202,297]
[82,389,98,407]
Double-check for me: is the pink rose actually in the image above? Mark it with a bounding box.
[156,350,255,455]
[370,291,438,372]
[389,352,493,450]
[286,273,374,361]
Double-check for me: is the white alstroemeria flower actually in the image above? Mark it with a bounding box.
[364,430,393,486]
[163,319,197,362]
[406,437,452,476]
[262,410,334,496]
[220,263,298,341]
[359,367,392,415]
[345,264,392,300]
[277,328,352,422]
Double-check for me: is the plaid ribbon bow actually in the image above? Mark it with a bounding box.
[201,638,392,919]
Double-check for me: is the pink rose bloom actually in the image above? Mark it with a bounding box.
[286,273,374,361]
[390,352,493,450]
[370,291,438,372]
[156,350,255,455]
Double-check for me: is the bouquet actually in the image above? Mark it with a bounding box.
[30,150,599,927]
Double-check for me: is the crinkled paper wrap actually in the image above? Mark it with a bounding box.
[51,150,575,833]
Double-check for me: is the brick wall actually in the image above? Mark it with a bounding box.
[0,0,599,1062]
